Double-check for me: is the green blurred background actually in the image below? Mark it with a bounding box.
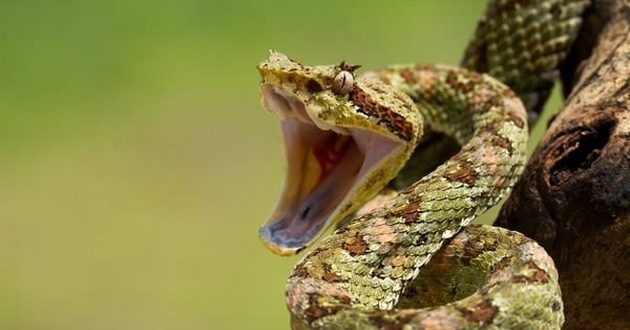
[0,1,561,329]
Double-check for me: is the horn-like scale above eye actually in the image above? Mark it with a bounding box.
[332,71,354,95]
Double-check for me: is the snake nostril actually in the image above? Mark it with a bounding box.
[306,79,323,93]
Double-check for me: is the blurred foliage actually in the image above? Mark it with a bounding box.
[0,1,561,329]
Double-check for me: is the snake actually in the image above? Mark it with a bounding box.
[256,1,589,329]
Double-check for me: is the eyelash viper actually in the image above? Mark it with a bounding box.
[257,1,590,329]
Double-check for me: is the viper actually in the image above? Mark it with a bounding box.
[257,1,589,328]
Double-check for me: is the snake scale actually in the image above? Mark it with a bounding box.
[256,1,589,329]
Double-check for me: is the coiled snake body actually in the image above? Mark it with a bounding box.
[256,1,589,329]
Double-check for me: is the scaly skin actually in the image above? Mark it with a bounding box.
[257,0,590,328]
[290,225,562,329]
[284,65,535,329]
[393,0,590,188]
[462,0,590,118]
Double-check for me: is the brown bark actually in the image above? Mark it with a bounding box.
[496,1,630,329]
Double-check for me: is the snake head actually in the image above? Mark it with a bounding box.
[257,51,421,256]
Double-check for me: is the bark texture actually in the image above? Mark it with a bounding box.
[495,1,630,329]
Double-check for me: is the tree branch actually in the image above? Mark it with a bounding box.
[496,1,630,328]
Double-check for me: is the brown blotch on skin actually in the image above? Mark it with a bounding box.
[292,261,309,278]
[369,219,398,244]
[394,200,422,222]
[445,70,476,93]
[461,237,498,266]
[506,110,525,128]
[513,260,550,284]
[416,70,439,91]
[445,71,459,89]
[460,299,498,325]
[491,256,512,273]
[501,87,517,99]
[305,294,330,321]
[400,68,417,85]
[396,120,415,141]
[343,234,369,255]
[378,105,414,140]
[471,85,502,113]
[304,293,349,322]
[492,135,514,154]
[468,81,509,113]
[478,121,498,135]
[460,81,476,93]
[369,311,417,330]
[444,161,478,186]
[322,264,343,283]
[390,253,408,268]
[479,256,513,296]
[351,87,377,109]
[350,87,414,141]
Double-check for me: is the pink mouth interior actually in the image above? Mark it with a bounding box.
[259,84,400,250]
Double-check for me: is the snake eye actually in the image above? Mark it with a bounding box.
[332,71,354,95]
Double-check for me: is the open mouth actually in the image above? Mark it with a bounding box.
[259,84,402,255]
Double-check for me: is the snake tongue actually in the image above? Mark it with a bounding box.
[259,85,401,255]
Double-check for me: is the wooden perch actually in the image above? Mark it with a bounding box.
[495,1,630,328]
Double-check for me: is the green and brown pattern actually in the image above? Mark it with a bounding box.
[257,0,589,328]
[290,225,562,330]
[284,65,534,329]
[462,0,590,118]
